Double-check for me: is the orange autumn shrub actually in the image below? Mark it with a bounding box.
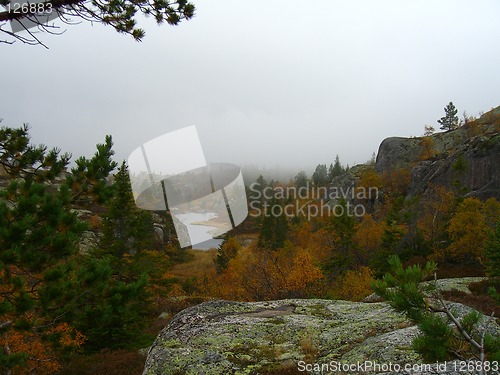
[0,322,85,375]
[336,266,374,302]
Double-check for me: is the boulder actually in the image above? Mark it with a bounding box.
[142,298,499,375]
[78,230,100,254]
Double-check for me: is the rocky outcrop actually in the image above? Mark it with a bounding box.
[363,277,487,303]
[375,107,500,201]
[143,298,498,375]
[408,133,500,200]
[375,137,424,173]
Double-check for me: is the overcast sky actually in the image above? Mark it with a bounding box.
[1,0,500,175]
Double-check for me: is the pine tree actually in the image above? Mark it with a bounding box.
[66,135,118,205]
[485,223,500,278]
[373,256,499,364]
[438,102,459,131]
[253,174,269,208]
[0,124,86,372]
[0,124,157,369]
[485,223,500,303]
[294,171,308,189]
[43,162,159,351]
[0,0,195,46]
[99,161,156,263]
[258,198,289,250]
[323,198,357,277]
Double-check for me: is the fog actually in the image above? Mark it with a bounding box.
[1,0,500,178]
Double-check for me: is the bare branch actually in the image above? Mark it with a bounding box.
[479,311,495,375]
[1,0,194,46]
[433,273,482,351]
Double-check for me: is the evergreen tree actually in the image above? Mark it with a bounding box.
[327,163,334,181]
[373,256,500,363]
[253,174,268,206]
[214,235,241,273]
[328,155,345,181]
[99,161,156,263]
[0,124,85,372]
[43,162,160,351]
[0,124,159,371]
[485,223,500,277]
[66,135,118,205]
[438,102,459,131]
[485,221,500,303]
[256,174,267,190]
[294,171,308,189]
[370,197,408,276]
[331,155,344,178]
[369,152,376,165]
[59,258,151,351]
[0,0,195,46]
[323,198,357,277]
[258,198,288,250]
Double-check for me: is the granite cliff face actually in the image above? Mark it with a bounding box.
[375,107,500,201]
[408,134,500,200]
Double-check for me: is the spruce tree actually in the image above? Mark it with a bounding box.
[332,155,344,178]
[252,174,269,209]
[214,235,241,273]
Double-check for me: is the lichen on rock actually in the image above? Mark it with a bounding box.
[143,297,499,375]
[143,299,414,374]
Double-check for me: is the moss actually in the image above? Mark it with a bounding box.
[159,338,184,348]
[266,317,285,325]
[308,303,333,318]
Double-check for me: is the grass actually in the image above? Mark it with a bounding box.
[299,334,318,363]
[168,248,217,280]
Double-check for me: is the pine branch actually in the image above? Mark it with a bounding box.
[433,273,481,351]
